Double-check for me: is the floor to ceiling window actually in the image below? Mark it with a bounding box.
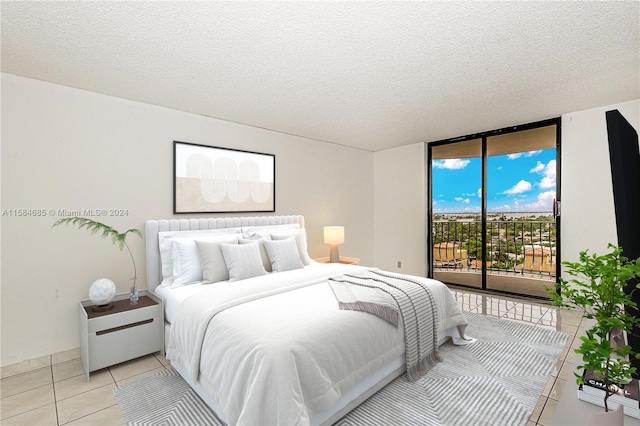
[428,119,560,298]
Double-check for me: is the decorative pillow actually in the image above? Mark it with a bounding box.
[158,228,242,286]
[239,236,272,272]
[171,235,239,287]
[220,242,268,282]
[171,239,199,286]
[195,238,239,284]
[263,237,305,273]
[271,229,312,265]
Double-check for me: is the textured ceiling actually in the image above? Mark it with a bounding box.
[2,1,638,152]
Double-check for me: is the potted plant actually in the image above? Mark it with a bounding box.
[548,244,640,419]
[53,217,142,304]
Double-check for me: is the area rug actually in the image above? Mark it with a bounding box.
[114,311,569,426]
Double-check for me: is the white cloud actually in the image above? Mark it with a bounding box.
[530,159,556,189]
[477,188,482,198]
[530,161,545,173]
[526,190,556,211]
[540,176,555,189]
[432,159,470,170]
[455,197,470,204]
[503,180,532,195]
[539,160,556,189]
[508,150,541,160]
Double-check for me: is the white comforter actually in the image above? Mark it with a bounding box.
[166,264,467,426]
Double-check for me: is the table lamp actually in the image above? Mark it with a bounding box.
[324,226,345,263]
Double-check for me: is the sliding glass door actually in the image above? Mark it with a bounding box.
[428,120,560,298]
[430,139,483,289]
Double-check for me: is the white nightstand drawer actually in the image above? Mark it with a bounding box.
[87,304,160,334]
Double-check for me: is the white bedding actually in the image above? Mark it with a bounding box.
[156,261,328,324]
[155,279,215,324]
[166,263,467,426]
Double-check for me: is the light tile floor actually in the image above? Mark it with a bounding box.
[447,286,585,426]
[1,287,583,426]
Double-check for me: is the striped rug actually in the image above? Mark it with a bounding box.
[114,367,222,426]
[114,311,568,426]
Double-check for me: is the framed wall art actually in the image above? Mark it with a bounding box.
[173,141,275,214]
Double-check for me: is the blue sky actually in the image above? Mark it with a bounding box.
[432,148,556,213]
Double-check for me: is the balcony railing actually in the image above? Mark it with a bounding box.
[432,219,556,278]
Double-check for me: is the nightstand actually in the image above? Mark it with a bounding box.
[79,289,163,380]
[314,256,360,265]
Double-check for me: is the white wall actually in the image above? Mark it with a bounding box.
[560,99,639,263]
[373,143,426,276]
[0,73,374,367]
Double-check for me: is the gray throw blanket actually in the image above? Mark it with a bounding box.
[328,269,441,382]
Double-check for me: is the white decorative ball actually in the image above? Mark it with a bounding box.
[89,278,116,305]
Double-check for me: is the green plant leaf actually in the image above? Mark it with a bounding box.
[52,216,142,280]
[546,244,640,411]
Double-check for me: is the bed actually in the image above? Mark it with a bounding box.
[145,215,469,426]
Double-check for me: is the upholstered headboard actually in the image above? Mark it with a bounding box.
[145,215,305,292]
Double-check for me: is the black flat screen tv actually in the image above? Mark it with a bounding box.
[607,108,640,377]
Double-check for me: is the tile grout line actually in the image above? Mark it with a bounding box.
[49,364,62,426]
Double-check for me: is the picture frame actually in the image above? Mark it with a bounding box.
[173,141,275,214]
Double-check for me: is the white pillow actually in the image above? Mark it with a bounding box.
[271,229,312,265]
[158,228,242,286]
[242,224,300,240]
[195,239,239,284]
[171,235,240,287]
[239,236,272,272]
[263,237,304,273]
[220,242,268,282]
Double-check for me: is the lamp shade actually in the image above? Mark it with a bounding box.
[324,226,345,245]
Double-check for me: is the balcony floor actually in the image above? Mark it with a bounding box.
[434,269,555,298]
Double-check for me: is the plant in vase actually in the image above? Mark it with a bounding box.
[548,244,640,416]
[53,217,142,304]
